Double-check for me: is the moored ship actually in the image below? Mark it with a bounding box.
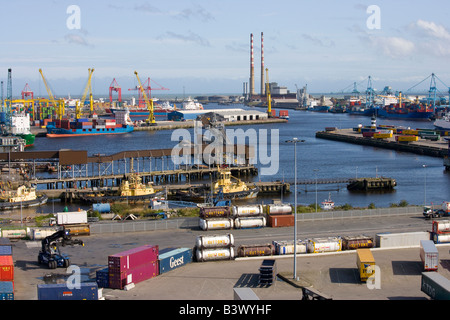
[0,185,48,210]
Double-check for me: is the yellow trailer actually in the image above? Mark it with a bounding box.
[356,249,376,282]
[373,132,392,139]
[396,135,419,142]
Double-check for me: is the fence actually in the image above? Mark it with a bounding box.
[89,206,423,235]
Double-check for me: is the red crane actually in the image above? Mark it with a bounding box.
[21,83,33,99]
[109,78,122,104]
[128,77,169,107]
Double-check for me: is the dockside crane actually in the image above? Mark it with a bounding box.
[128,77,169,107]
[265,68,272,117]
[134,71,156,125]
[38,68,64,120]
[76,68,94,118]
[109,78,122,107]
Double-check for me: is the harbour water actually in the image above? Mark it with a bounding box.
[23,103,450,213]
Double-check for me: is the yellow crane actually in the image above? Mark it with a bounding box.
[134,71,156,125]
[265,68,272,117]
[38,68,65,120]
[76,68,95,119]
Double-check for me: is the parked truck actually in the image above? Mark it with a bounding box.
[49,209,90,236]
[423,201,450,219]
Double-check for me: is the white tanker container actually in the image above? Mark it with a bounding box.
[232,205,264,217]
[433,233,450,244]
[273,240,307,254]
[307,237,342,253]
[195,247,235,262]
[199,218,234,231]
[195,234,234,249]
[234,217,266,229]
[433,220,450,234]
[267,204,293,215]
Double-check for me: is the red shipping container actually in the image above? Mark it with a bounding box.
[0,256,14,281]
[268,214,295,228]
[108,245,159,273]
[109,261,159,289]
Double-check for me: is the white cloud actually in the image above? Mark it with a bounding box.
[367,36,415,58]
[413,19,450,40]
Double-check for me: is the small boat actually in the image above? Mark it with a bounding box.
[211,167,259,200]
[0,185,48,210]
[182,97,203,110]
[320,193,335,210]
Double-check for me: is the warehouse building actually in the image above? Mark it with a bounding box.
[168,109,268,122]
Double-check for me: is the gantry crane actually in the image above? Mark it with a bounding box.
[265,68,272,117]
[76,68,94,118]
[128,77,169,107]
[38,68,65,120]
[109,78,122,106]
[134,71,156,125]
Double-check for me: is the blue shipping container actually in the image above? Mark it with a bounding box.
[158,247,192,275]
[37,282,98,300]
[0,281,14,300]
[0,246,12,256]
[96,267,109,288]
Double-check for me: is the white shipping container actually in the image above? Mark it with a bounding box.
[433,220,450,234]
[234,217,266,229]
[376,231,430,248]
[31,228,59,240]
[420,240,439,271]
[307,237,342,253]
[433,233,450,244]
[57,210,88,225]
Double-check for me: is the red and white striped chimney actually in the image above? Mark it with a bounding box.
[260,32,265,96]
[250,33,255,96]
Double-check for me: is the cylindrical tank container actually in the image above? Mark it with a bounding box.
[92,203,111,213]
[195,247,235,262]
[432,220,450,234]
[31,228,59,240]
[432,233,450,244]
[266,204,292,215]
[234,217,266,229]
[199,206,231,219]
[0,229,26,239]
[272,240,307,255]
[232,205,264,217]
[237,244,275,257]
[341,235,374,250]
[307,237,342,253]
[195,234,234,249]
[199,218,234,231]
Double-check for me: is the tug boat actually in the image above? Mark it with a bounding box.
[212,167,259,200]
[0,185,48,210]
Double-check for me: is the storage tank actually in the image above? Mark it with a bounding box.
[272,240,307,255]
[232,205,264,217]
[237,244,274,257]
[433,220,450,234]
[234,217,266,229]
[266,204,292,215]
[199,218,234,231]
[195,234,234,249]
[307,237,342,253]
[432,233,450,244]
[199,206,231,219]
[341,235,374,250]
[92,203,111,213]
[195,247,235,262]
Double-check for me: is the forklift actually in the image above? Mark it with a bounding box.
[37,230,84,269]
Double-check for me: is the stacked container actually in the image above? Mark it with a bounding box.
[195,234,235,262]
[266,204,294,228]
[198,205,266,231]
[0,238,14,300]
[431,220,450,244]
[108,245,159,289]
[233,205,266,229]
[158,248,193,275]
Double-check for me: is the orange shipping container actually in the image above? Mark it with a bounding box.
[268,214,295,227]
[0,256,14,281]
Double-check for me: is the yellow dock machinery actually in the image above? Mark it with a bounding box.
[134,70,156,125]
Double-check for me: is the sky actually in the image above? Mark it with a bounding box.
[1,0,450,97]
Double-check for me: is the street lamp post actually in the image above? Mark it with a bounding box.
[286,138,305,281]
[314,169,319,213]
[423,164,427,207]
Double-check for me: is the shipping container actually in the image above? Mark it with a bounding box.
[199,206,231,219]
[307,237,342,253]
[376,231,430,248]
[56,210,88,225]
[341,235,374,250]
[37,282,99,300]
[95,267,109,288]
[356,249,376,282]
[0,246,12,256]
[395,135,418,142]
[0,281,14,300]
[0,256,14,281]
[195,234,234,249]
[267,214,294,227]
[92,203,111,213]
[232,205,264,217]
[198,218,234,231]
[432,220,450,234]
[421,272,450,300]
[1,229,26,239]
[237,244,274,257]
[272,240,307,255]
[109,260,159,290]
[432,232,450,244]
[234,216,266,229]
[266,204,292,215]
[30,227,58,240]
[108,245,159,273]
[373,132,393,139]
[158,247,192,274]
[195,247,235,262]
[420,240,439,271]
